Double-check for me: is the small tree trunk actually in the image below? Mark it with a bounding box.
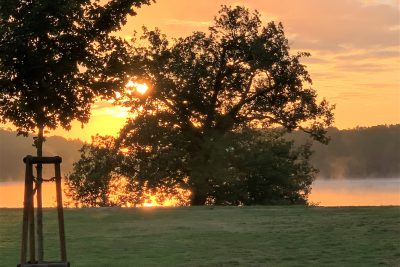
[35,125,44,262]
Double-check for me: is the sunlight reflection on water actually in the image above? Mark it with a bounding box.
[0,181,61,208]
[0,178,399,207]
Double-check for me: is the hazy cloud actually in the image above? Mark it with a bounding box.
[335,49,400,61]
[355,82,399,89]
[331,91,376,101]
[92,101,114,111]
[335,62,395,72]
[250,0,399,52]
[165,19,211,27]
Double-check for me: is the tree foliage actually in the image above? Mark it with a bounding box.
[187,129,317,205]
[65,135,120,207]
[67,5,334,206]
[0,1,152,257]
[0,0,152,134]
[119,6,334,140]
[65,134,191,207]
[66,129,317,206]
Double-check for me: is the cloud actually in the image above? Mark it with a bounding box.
[91,102,129,118]
[235,0,399,53]
[331,91,375,101]
[334,49,399,61]
[124,0,399,53]
[92,101,114,110]
[355,82,399,89]
[300,56,330,64]
[334,62,395,72]
[360,0,399,8]
[164,19,211,27]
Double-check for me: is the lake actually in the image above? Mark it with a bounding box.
[308,178,400,206]
[0,178,399,207]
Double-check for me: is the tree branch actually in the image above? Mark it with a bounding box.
[205,46,227,129]
[227,84,274,119]
[157,94,198,135]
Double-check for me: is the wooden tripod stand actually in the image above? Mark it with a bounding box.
[18,156,69,267]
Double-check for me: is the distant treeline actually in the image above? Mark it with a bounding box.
[0,125,399,181]
[289,125,400,179]
[0,129,82,182]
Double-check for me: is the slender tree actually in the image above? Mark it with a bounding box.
[0,0,152,260]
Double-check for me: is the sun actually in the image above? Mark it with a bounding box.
[125,81,149,95]
[135,83,149,95]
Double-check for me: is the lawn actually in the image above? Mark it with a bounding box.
[1,206,399,267]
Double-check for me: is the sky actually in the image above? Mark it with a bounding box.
[3,0,400,141]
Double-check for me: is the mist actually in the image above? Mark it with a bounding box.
[289,125,400,179]
[0,128,82,182]
[1,125,399,182]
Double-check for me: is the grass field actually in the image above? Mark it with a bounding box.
[1,206,399,267]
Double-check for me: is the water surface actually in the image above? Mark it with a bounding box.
[308,178,400,206]
[0,178,399,207]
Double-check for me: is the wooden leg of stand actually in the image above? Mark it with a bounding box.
[36,164,44,262]
[20,162,31,264]
[28,163,36,263]
[55,162,67,262]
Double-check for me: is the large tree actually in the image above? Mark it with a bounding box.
[0,0,152,260]
[68,5,334,206]
[66,128,317,206]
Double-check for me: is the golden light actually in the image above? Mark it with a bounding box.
[119,147,129,155]
[135,83,149,95]
[125,80,135,88]
[106,175,191,207]
[125,80,149,95]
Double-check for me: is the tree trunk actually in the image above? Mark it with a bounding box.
[35,125,44,261]
[190,183,208,205]
[187,139,213,206]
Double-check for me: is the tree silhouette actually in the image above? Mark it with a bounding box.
[66,5,334,206]
[0,0,152,260]
[112,6,334,205]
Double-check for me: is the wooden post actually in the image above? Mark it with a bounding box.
[36,126,44,262]
[36,174,44,262]
[55,161,67,262]
[29,176,36,263]
[20,158,32,264]
[28,161,36,263]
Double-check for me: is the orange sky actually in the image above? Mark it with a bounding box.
[2,0,400,141]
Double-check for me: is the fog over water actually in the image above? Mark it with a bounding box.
[308,178,400,206]
[1,126,399,207]
[0,178,399,208]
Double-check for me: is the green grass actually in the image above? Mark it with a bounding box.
[1,206,399,267]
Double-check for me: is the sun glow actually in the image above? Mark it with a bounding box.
[107,175,191,207]
[125,81,149,95]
